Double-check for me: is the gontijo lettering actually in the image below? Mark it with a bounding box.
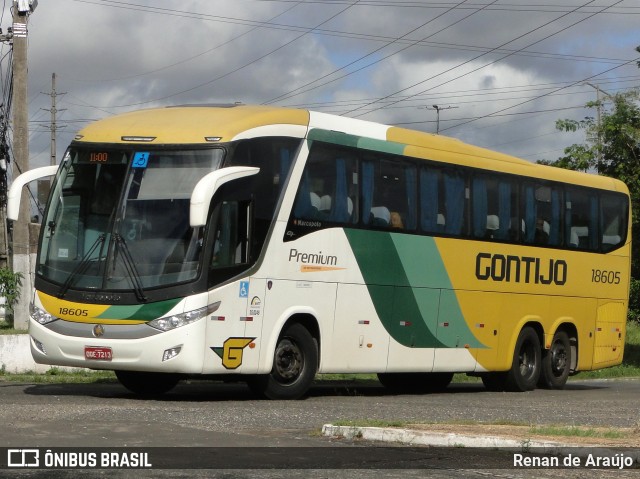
[476,252,567,285]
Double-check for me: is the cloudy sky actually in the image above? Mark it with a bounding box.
[3,0,639,173]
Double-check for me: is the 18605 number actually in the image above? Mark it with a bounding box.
[59,307,89,316]
[591,269,621,284]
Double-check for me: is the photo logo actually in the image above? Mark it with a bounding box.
[8,449,39,468]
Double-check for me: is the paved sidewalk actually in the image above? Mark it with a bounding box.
[322,424,640,461]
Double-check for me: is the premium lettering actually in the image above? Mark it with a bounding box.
[288,249,338,266]
[475,252,567,285]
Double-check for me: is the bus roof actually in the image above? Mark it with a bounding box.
[74,104,628,195]
[75,104,310,145]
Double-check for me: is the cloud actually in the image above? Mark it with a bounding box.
[7,0,637,169]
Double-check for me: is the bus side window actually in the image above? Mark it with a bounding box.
[565,187,598,251]
[211,200,251,269]
[361,158,416,230]
[420,167,441,234]
[443,170,465,236]
[292,144,357,224]
[523,184,562,247]
[472,176,517,241]
[601,193,627,252]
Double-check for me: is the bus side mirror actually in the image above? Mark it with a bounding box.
[7,165,59,221]
[190,166,260,227]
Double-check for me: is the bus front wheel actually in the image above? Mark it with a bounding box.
[505,326,541,392]
[115,371,180,397]
[538,330,571,389]
[247,323,318,400]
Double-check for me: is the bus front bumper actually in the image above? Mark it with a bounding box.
[28,318,206,374]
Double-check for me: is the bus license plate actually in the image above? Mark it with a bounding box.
[84,346,112,361]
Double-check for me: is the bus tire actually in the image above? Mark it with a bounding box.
[115,371,180,397]
[505,326,541,392]
[247,323,318,400]
[538,330,571,389]
[377,372,453,393]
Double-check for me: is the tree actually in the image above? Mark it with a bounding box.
[540,86,640,319]
[0,267,22,325]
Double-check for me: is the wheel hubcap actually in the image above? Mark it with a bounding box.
[274,339,303,383]
[519,344,535,378]
[550,341,567,376]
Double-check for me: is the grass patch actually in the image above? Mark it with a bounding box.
[331,419,408,428]
[0,321,27,335]
[529,425,627,440]
[315,373,378,382]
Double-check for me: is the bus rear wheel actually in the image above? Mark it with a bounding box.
[115,371,180,397]
[504,326,541,392]
[538,331,571,389]
[247,323,318,400]
[377,372,453,393]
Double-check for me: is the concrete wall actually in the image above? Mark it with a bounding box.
[0,334,54,373]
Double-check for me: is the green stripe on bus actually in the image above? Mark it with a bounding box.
[357,137,406,156]
[308,129,359,148]
[97,298,182,321]
[307,129,406,156]
[345,229,484,349]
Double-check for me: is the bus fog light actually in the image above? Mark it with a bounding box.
[162,346,182,362]
[33,338,46,355]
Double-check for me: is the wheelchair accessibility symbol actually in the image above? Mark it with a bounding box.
[239,281,249,298]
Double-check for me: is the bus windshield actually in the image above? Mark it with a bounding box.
[38,147,224,294]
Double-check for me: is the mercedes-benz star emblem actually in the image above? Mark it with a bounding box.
[93,324,105,337]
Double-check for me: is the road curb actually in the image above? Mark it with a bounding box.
[321,424,640,460]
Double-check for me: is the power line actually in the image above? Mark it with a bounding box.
[66,0,633,86]
[344,0,621,117]
[72,0,640,15]
[79,0,365,108]
[439,56,640,133]
[280,74,640,110]
[67,1,306,83]
[264,0,494,105]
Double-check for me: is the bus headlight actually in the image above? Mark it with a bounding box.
[30,303,58,325]
[148,306,208,332]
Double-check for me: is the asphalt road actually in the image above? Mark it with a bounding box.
[0,377,639,478]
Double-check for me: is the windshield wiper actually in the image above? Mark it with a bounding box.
[58,234,106,299]
[114,234,148,303]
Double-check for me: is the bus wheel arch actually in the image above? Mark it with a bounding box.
[247,314,320,400]
[499,322,543,392]
[538,323,576,389]
[482,322,543,392]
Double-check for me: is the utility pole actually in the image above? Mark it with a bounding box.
[0,28,14,271]
[11,0,37,328]
[424,104,458,134]
[582,82,614,169]
[43,73,65,167]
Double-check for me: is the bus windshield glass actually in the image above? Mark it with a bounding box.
[38,147,225,293]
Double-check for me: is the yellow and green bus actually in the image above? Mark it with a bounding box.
[9,104,630,398]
